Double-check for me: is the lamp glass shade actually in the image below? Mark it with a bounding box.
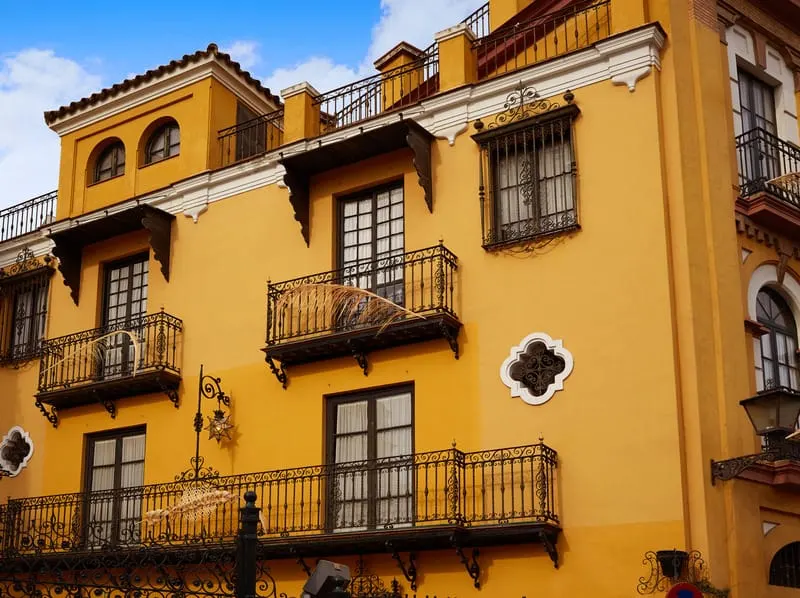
[741,388,800,435]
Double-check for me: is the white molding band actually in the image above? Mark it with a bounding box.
[0,426,34,477]
[500,332,574,406]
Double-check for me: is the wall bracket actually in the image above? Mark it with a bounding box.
[386,542,418,591]
[35,398,58,428]
[539,530,559,569]
[265,355,288,389]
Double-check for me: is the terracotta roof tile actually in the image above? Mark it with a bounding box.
[44,43,280,126]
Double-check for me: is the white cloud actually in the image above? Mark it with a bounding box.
[221,41,261,71]
[0,49,101,209]
[263,57,362,96]
[242,0,485,96]
[366,0,485,63]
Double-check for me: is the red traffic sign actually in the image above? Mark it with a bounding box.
[666,583,703,598]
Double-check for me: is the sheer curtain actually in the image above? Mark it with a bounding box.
[88,439,116,546]
[375,393,412,527]
[119,434,145,544]
[333,401,368,530]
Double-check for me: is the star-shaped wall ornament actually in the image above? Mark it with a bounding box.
[204,410,234,442]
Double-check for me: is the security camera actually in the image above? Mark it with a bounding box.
[303,560,351,598]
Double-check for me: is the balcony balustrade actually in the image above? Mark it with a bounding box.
[36,311,183,420]
[0,442,559,565]
[736,127,800,236]
[0,191,56,244]
[264,245,460,383]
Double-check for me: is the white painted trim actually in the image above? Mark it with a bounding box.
[435,23,476,43]
[281,81,321,99]
[0,426,34,477]
[30,25,664,237]
[747,263,800,326]
[500,332,574,406]
[49,60,280,136]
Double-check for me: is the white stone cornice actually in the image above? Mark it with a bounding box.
[0,234,54,268]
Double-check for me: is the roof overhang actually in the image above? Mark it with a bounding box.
[49,205,174,305]
[279,119,433,245]
[46,52,280,136]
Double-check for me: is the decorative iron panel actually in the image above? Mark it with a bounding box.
[37,310,183,394]
[266,244,457,346]
[0,442,557,558]
[218,109,285,167]
[736,127,800,207]
[0,260,51,364]
[0,191,56,244]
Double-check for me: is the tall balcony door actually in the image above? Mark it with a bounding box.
[101,254,148,379]
[738,70,780,184]
[327,387,413,531]
[84,427,145,548]
[339,184,404,306]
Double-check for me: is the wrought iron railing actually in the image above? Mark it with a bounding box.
[464,2,490,39]
[218,110,284,167]
[474,0,611,80]
[266,244,457,345]
[314,47,439,133]
[37,311,183,394]
[0,442,557,555]
[736,127,800,207]
[0,191,56,244]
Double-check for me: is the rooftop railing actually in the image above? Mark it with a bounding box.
[474,0,611,80]
[0,191,56,244]
[0,442,557,555]
[218,110,285,167]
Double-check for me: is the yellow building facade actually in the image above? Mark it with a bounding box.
[0,0,798,596]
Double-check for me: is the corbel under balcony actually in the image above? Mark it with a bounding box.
[279,119,433,246]
[48,205,174,305]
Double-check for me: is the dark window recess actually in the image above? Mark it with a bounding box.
[770,542,800,588]
[84,427,146,548]
[236,102,265,162]
[737,70,782,189]
[754,288,799,392]
[145,121,180,164]
[476,111,578,248]
[100,254,148,379]
[327,386,413,530]
[0,269,49,363]
[95,142,126,182]
[339,184,405,306]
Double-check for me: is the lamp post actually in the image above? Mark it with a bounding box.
[178,364,234,481]
[711,386,800,483]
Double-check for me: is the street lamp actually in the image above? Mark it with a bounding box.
[740,387,800,439]
[711,387,800,483]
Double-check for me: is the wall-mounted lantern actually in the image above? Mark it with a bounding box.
[711,386,800,483]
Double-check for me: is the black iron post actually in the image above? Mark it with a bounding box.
[236,490,259,598]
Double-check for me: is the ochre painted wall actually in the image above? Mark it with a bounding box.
[55,77,243,220]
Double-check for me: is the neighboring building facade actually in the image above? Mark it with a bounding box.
[0,0,799,596]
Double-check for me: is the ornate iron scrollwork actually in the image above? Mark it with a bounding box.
[386,542,418,591]
[481,84,574,130]
[349,556,401,598]
[636,550,716,595]
[34,398,58,428]
[265,355,288,389]
[711,434,800,484]
[508,341,566,398]
[453,544,481,589]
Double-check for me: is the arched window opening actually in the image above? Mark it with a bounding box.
[770,542,800,588]
[94,141,125,183]
[755,287,799,391]
[144,121,180,165]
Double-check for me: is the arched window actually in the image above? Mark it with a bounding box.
[755,288,799,391]
[94,141,125,182]
[144,121,180,165]
[770,542,800,588]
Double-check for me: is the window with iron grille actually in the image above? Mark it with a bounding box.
[475,106,579,248]
[770,542,800,588]
[0,268,50,363]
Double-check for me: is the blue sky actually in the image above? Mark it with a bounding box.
[0,0,483,208]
